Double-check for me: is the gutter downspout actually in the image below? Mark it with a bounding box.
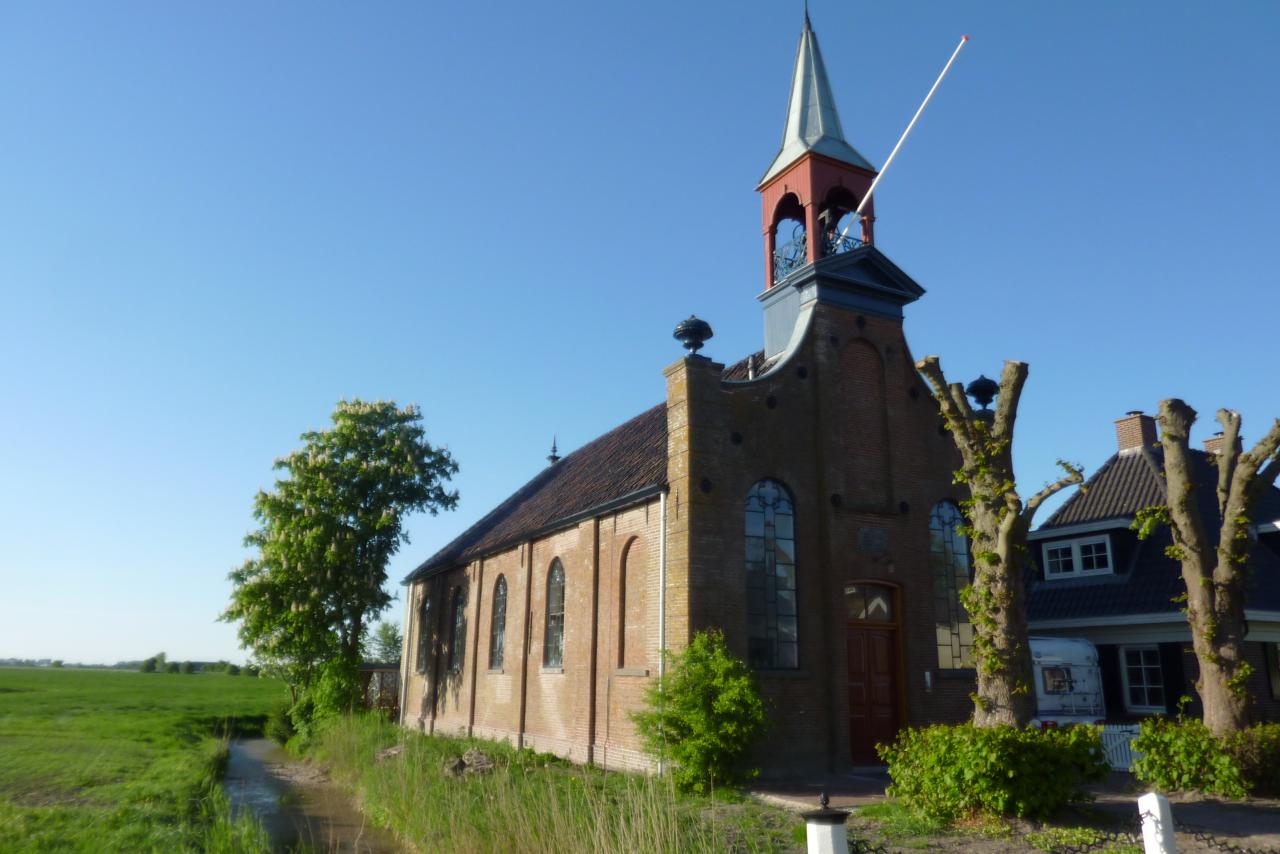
[587,518,601,764]
[467,558,485,737]
[517,539,534,750]
[657,488,668,775]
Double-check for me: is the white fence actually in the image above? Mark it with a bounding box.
[1100,724,1142,771]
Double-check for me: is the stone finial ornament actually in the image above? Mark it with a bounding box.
[966,374,999,411]
[673,315,713,356]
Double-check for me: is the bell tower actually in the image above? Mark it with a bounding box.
[759,12,878,289]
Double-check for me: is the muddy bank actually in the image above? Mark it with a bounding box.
[224,738,400,853]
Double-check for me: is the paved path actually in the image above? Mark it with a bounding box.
[752,768,1280,850]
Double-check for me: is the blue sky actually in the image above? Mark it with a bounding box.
[2,2,1276,663]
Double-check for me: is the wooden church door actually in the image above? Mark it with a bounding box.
[845,583,900,764]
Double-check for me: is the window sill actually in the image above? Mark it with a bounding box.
[614,667,649,677]
[936,668,977,679]
[1125,706,1166,716]
[753,669,809,679]
[541,666,564,675]
[487,668,505,675]
[1044,570,1113,581]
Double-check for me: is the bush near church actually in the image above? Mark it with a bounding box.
[1133,716,1280,798]
[878,723,1109,823]
[631,630,767,793]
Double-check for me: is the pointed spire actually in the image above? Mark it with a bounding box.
[759,12,875,186]
[547,437,560,465]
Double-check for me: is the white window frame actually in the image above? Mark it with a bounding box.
[1041,535,1113,580]
[1120,644,1166,714]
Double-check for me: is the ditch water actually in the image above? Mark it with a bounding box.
[224,738,400,853]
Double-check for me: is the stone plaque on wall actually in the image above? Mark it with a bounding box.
[857,526,889,555]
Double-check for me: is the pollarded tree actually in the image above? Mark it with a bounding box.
[223,399,458,711]
[917,357,1083,727]
[1135,401,1280,737]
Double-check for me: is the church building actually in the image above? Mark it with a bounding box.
[398,14,977,774]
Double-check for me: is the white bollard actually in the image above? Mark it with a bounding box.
[802,792,849,854]
[1138,791,1177,854]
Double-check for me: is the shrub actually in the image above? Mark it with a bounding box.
[165,661,181,673]
[180,661,195,674]
[1134,718,1280,798]
[878,723,1109,823]
[265,700,296,746]
[140,658,157,673]
[1229,723,1280,797]
[630,629,767,793]
[226,664,241,676]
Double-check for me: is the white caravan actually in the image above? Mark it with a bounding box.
[1029,636,1106,727]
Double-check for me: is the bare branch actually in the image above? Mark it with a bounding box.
[1228,418,1280,543]
[992,361,1028,444]
[916,355,976,453]
[1157,399,1212,570]
[1216,409,1242,519]
[1023,461,1085,526]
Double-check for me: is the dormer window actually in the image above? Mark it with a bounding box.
[1042,535,1112,579]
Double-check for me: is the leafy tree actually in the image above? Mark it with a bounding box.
[140,658,157,673]
[365,621,403,665]
[917,357,1083,727]
[165,661,180,673]
[223,399,458,712]
[1133,401,1280,736]
[180,661,195,674]
[631,630,768,793]
[50,660,63,668]
[227,664,241,676]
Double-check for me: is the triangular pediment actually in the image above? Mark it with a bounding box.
[790,245,925,305]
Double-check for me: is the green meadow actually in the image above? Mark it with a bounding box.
[0,667,286,852]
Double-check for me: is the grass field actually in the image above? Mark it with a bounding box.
[0,667,287,852]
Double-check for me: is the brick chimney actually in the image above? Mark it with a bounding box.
[1115,411,1158,452]
[1203,432,1242,455]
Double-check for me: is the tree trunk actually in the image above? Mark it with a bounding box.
[917,357,1082,728]
[1154,400,1280,737]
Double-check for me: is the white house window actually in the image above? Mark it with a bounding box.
[1042,536,1112,579]
[1121,646,1165,713]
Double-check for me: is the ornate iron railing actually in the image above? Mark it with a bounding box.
[823,230,864,257]
[772,233,807,283]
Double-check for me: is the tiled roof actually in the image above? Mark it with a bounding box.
[1027,526,1280,620]
[722,350,765,381]
[404,404,668,582]
[1042,447,1280,530]
[1029,446,1280,621]
[1041,448,1165,528]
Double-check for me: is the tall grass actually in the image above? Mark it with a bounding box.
[308,715,801,853]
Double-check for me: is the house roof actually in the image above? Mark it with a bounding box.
[1041,446,1280,530]
[759,13,875,186]
[403,404,668,583]
[1027,524,1280,621]
[1029,446,1280,621]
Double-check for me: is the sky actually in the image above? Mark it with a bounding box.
[1,1,1277,664]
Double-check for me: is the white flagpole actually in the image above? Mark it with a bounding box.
[840,34,969,241]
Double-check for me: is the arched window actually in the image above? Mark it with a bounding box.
[447,587,466,673]
[618,538,646,669]
[745,479,798,669]
[930,501,973,669]
[544,559,566,668]
[415,594,431,674]
[489,575,507,670]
